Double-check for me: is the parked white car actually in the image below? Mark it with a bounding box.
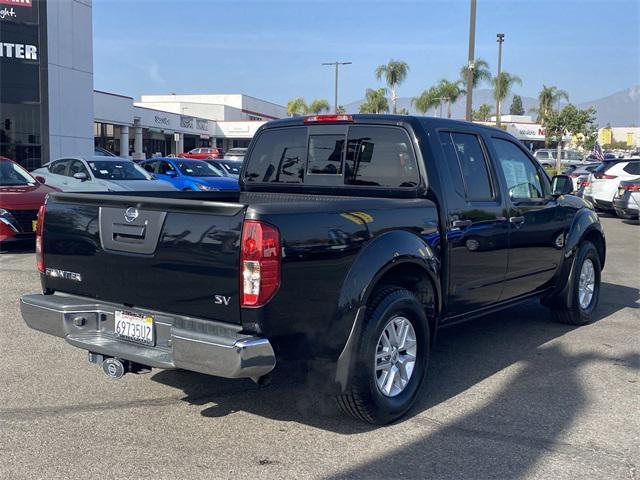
[31,157,178,192]
[583,159,640,210]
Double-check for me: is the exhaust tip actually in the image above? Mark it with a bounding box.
[102,357,126,379]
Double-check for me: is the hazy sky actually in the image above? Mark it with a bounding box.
[93,0,640,106]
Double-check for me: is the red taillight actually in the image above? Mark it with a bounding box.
[304,114,353,123]
[240,220,280,307]
[35,204,46,273]
[594,172,617,180]
[579,179,590,187]
[623,184,640,192]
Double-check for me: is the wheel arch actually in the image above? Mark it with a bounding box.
[333,230,441,392]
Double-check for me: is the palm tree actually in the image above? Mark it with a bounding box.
[492,71,522,124]
[287,97,307,117]
[307,99,331,114]
[460,58,492,90]
[532,85,569,124]
[359,88,389,114]
[412,87,441,116]
[436,79,464,118]
[374,60,409,114]
[473,103,493,122]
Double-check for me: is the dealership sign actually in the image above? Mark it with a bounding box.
[504,123,570,141]
[0,0,32,6]
[0,0,32,22]
[0,41,37,60]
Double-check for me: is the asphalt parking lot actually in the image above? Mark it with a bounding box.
[0,215,638,480]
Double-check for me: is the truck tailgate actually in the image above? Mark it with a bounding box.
[42,193,246,324]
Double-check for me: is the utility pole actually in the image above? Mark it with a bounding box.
[495,33,505,128]
[465,0,477,121]
[322,61,352,113]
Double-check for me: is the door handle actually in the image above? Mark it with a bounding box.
[509,216,525,225]
[452,219,473,228]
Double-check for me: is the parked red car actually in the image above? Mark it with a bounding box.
[178,147,221,160]
[0,157,60,245]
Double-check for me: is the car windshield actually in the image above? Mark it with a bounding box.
[0,161,36,186]
[177,160,222,177]
[217,161,242,175]
[88,160,151,180]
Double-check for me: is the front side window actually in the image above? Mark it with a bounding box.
[68,160,90,178]
[345,126,418,188]
[244,127,306,184]
[492,138,545,200]
[158,161,176,175]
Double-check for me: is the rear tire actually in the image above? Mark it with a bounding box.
[336,286,430,424]
[551,241,601,326]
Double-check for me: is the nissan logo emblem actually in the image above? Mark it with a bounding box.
[124,207,139,223]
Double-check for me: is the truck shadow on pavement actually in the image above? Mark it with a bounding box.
[152,282,639,449]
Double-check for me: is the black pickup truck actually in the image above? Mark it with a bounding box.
[21,115,606,424]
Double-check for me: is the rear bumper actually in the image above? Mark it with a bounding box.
[20,293,275,380]
[613,197,639,218]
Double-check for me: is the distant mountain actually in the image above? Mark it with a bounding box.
[343,86,640,127]
[577,86,640,127]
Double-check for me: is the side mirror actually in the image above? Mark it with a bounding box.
[552,174,573,196]
[166,171,177,178]
[35,175,46,184]
[73,172,88,181]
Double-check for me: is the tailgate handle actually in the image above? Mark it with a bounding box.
[112,223,146,242]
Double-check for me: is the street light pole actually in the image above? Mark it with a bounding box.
[465,0,477,121]
[495,33,505,128]
[322,61,352,113]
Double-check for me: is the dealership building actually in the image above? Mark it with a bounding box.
[1,0,286,170]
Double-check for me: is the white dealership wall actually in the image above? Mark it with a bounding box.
[138,94,287,121]
[46,0,94,160]
[94,90,269,158]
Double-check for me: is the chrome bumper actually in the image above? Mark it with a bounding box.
[20,293,275,380]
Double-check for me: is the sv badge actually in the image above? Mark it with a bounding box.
[214,295,231,306]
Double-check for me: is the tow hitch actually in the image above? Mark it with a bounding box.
[89,352,151,379]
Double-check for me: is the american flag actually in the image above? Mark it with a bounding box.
[592,142,605,161]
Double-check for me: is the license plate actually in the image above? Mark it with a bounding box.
[32,220,37,231]
[115,310,154,346]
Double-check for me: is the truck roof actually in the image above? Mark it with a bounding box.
[261,114,509,136]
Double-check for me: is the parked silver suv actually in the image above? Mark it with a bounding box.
[534,149,584,167]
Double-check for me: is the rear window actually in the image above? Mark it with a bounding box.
[244,125,419,189]
[623,161,640,175]
[345,126,418,187]
[244,127,306,184]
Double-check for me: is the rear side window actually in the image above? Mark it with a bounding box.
[244,127,306,184]
[623,161,640,175]
[345,126,418,188]
[439,132,493,201]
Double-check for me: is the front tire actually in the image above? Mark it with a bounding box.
[337,287,430,424]
[552,241,601,325]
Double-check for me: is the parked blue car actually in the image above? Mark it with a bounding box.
[140,158,239,191]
